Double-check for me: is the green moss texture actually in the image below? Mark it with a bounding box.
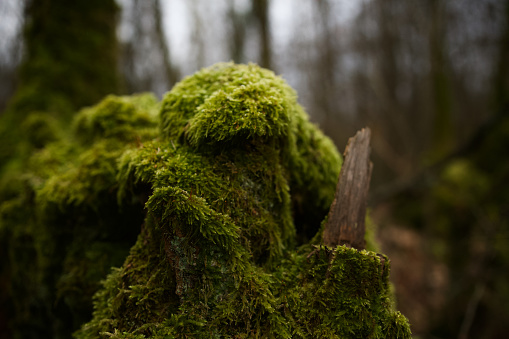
[0,94,159,339]
[0,63,411,338]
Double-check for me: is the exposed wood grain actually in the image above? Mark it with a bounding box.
[323,127,373,250]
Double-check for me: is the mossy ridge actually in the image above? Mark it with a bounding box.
[0,94,159,338]
[75,63,410,338]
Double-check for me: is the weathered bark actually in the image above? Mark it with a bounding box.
[323,127,373,250]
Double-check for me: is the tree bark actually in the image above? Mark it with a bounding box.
[323,127,373,250]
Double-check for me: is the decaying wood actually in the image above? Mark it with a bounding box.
[323,127,373,250]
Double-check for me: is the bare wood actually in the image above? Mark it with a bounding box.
[323,127,373,250]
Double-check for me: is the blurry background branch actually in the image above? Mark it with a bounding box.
[370,102,509,206]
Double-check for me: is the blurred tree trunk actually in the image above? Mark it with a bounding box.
[0,0,120,173]
[8,0,120,119]
[494,0,509,107]
[428,0,454,161]
[0,1,120,338]
[120,0,178,97]
[314,0,337,135]
[154,0,178,89]
[371,0,414,172]
[189,0,206,69]
[227,0,246,64]
[252,0,271,69]
[0,0,23,116]
[119,0,151,93]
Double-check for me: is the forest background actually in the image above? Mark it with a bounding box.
[0,0,508,338]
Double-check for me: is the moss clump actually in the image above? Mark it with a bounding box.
[0,93,159,339]
[72,63,409,338]
[73,94,159,145]
[1,63,410,338]
[160,63,341,242]
[272,246,409,338]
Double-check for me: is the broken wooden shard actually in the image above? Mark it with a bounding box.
[323,127,373,250]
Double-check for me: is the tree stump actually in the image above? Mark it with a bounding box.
[323,127,373,250]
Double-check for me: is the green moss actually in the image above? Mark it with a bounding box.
[73,63,409,338]
[73,94,159,145]
[272,246,410,338]
[1,63,410,338]
[161,63,341,242]
[21,113,61,149]
[0,94,159,339]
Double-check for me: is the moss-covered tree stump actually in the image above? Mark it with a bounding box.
[0,63,411,338]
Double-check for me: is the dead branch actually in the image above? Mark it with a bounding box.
[323,127,373,250]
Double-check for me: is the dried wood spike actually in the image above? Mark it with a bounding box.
[323,127,373,250]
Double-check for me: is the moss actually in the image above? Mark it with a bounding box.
[1,63,410,338]
[21,113,60,149]
[73,63,409,338]
[160,63,341,242]
[0,94,159,339]
[73,94,159,145]
[272,246,410,338]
